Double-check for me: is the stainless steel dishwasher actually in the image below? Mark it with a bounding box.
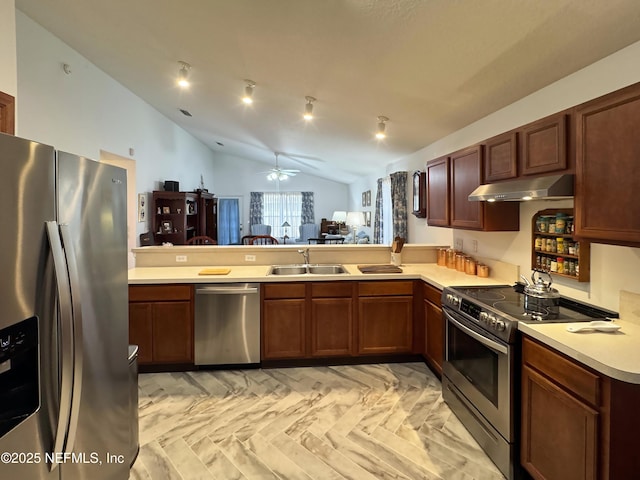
[194,283,260,365]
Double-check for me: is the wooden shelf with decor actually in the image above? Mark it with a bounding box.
[152,191,199,245]
[531,208,590,282]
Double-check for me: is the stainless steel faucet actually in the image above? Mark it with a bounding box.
[297,248,310,265]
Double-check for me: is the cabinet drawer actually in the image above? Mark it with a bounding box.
[423,282,442,306]
[129,284,192,302]
[522,336,600,407]
[263,282,306,299]
[311,282,353,298]
[358,281,413,296]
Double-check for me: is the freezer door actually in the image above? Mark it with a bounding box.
[57,153,130,479]
[0,133,57,479]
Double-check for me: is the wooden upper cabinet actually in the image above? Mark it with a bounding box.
[484,131,518,182]
[520,112,568,175]
[0,91,15,135]
[426,156,450,227]
[450,145,484,229]
[574,83,640,246]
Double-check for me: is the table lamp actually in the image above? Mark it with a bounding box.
[332,210,347,234]
[346,211,365,242]
[281,221,290,243]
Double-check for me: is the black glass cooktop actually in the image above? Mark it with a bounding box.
[452,285,618,323]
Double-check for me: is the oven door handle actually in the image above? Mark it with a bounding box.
[445,310,508,355]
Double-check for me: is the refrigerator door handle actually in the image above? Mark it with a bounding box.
[45,221,74,470]
[59,224,84,455]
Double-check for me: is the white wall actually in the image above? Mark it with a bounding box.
[15,12,218,243]
[0,0,17,96]
[211,152,349,235]
[365,40,640,311]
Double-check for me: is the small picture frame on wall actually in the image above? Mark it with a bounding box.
[366,190,371,206]
[365,211,371,227]
[161,220,173,233]
[162,206,171,214]
[362,192,366,207]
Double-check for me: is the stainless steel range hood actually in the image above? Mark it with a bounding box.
[468,174,574,202]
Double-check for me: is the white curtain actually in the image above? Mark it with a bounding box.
[262,192,303,238]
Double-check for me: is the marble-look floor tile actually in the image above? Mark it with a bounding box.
[132,363,506,480]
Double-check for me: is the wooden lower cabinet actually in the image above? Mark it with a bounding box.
[262,298,306,359]
[128,285,194,365]
[357,281,413,355]
[423,282,444,376]
[311,298,353,356]
[521,335,640,480]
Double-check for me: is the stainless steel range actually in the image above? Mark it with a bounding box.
[441,283,617,480]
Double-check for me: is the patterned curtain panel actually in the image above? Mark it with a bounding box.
[373,178,384,244]
[249,192,263,227]
[390,171,408,240]
[301,192,315,224]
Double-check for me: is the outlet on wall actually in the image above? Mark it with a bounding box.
[245,255,256,262]
[454,238,463,251]
[175,255,187,262]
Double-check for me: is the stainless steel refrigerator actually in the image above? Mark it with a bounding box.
[0,133,130,479]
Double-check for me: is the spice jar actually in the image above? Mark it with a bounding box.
[556,257,565,274]
[555,213,567,234]
[556,237,564,254]
[446,247,456,269]
[535,236,542,250]
[536,216,550,233]
[477,264,489,278]
[437,248,447,266]
[465,257,477,275]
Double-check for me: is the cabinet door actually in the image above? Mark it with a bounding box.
[426,157,450,227]
[311,298,353,357]
[151,301,193,363]
[520,113,568,176]
[358,296,412,354]
[262,299,306,359]
[129,303,153,364]
[575,85,640,245]
[521,365,598,480]
[485,131,518,182]
[424,300,443,376]
[450,145,484,230]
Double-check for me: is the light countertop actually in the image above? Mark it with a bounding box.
[518,320,640,384]
[127,263,509,289]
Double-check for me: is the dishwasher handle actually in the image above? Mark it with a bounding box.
[196,286,259,295]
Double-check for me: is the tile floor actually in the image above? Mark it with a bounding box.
[129,362,505,480]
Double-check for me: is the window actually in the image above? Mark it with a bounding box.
[263,192,303,238]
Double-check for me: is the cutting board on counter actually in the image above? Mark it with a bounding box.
[357,264,403,273]
[198,268,231,275]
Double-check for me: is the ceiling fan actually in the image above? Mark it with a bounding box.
[261,152,300,181]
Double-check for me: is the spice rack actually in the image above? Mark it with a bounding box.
[531,208,590,282]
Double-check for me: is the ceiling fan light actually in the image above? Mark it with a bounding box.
[242,80,255,104]
[177,61,190,88]
[303,96,316,121]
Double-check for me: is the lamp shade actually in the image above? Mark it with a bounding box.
[346,211,365,227]
[331,211,347,223]
[281,221,290,227]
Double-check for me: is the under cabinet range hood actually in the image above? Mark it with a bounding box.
[468,174,574,202]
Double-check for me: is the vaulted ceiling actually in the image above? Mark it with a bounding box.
[16,0,640,183]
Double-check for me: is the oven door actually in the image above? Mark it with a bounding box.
[443,307,514,441]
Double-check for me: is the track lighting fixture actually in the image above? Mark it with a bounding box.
[177,61,191,88]
[242,80,256,104]
[303,96,316,121]
[376,116,389,139]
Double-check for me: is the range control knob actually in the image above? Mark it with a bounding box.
[489,315,497,328]
[479,312,489,324]
[446,294,460,307]
[496,320,506,332]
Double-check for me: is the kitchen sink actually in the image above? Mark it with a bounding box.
[268,264,347,275]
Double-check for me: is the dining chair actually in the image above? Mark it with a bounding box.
[187,235,217,245]
[241,235,256,245]
[250,235,279,245]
